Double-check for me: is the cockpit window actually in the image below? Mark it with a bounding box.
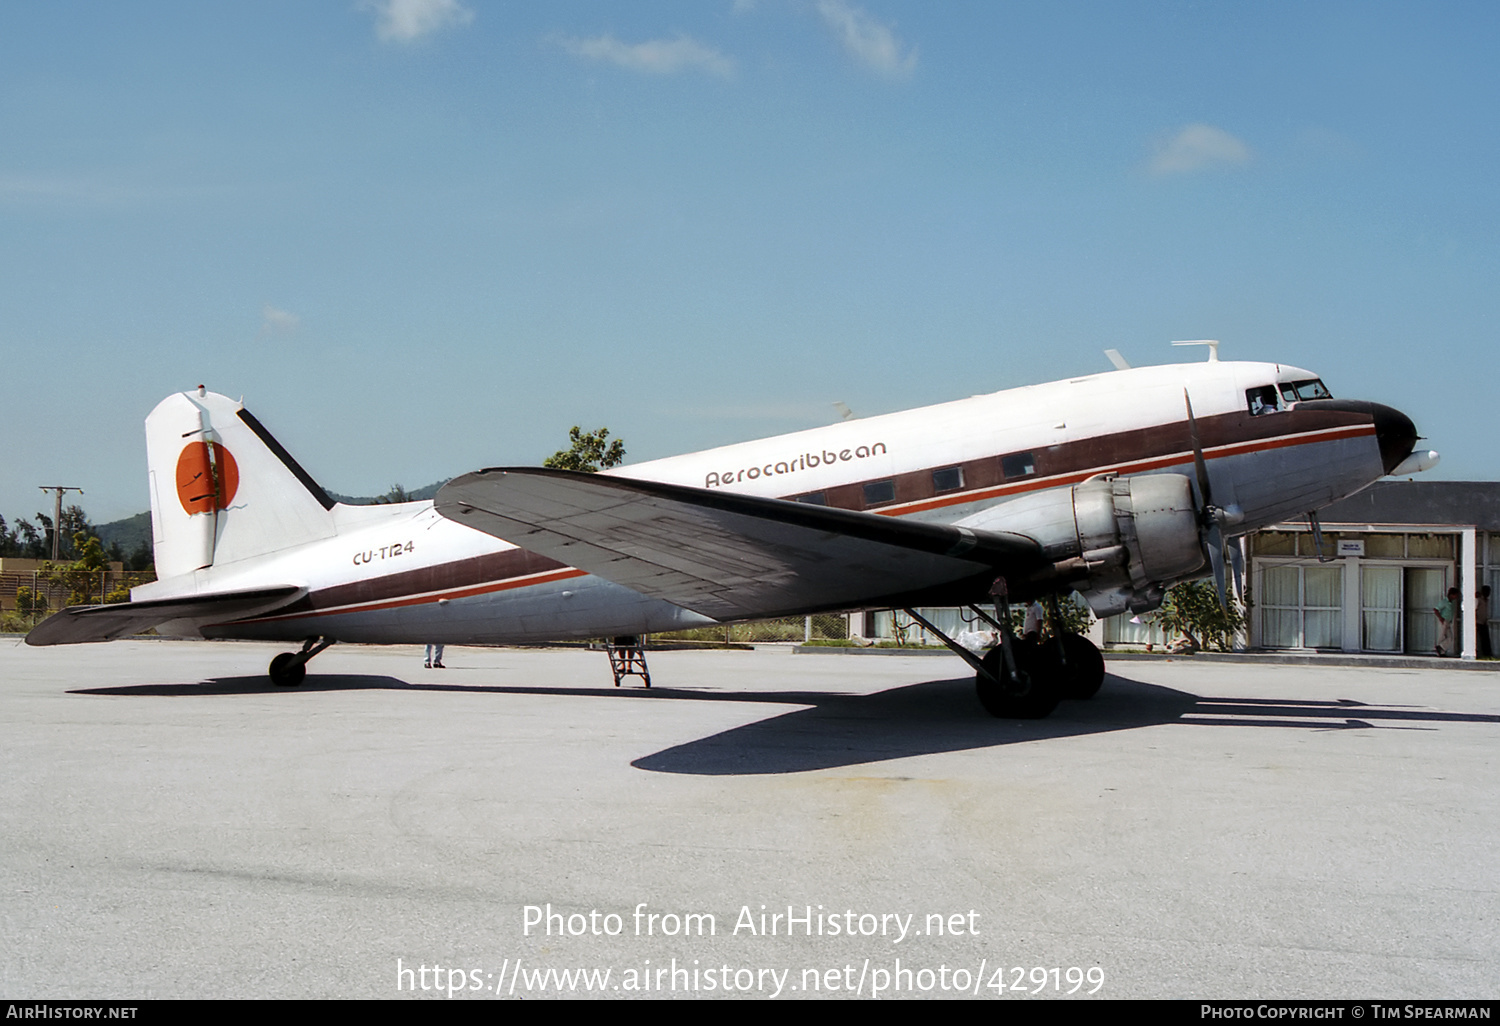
[1280,378,1332,403]
[1246,386,1280,416]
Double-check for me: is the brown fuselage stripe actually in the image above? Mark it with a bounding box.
[242,567,589,623]
[247,410,1377,624]
[887,423,1374,516]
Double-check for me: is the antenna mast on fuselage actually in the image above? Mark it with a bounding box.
[1171,339,1221,362]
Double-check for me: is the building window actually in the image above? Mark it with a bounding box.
[794,491,827,505]
[1254,531,1297,556]
[1262,564,1343,649]
[1104,613,1169,648]
[1407,534,1455,559]
[1298,532,1339,558]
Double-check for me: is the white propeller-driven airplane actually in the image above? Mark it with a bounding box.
[27,349,1433,718]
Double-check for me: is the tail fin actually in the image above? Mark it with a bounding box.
[145,387,337,578]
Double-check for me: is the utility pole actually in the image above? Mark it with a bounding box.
[38,486,83,561]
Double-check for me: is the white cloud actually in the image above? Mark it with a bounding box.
[362,0,473,44]
[0,176,131,204]
[261,305,301,335]
[559,34,735,78]
[1150,124,1252,175]
[816,0,916,79]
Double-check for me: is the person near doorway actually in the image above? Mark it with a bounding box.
[1478,585,1493,658]
[1434,588,1461,656]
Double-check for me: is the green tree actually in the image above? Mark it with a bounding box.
[1006,593,1095,637]
[1150,580,1245,652]
[543,427,625,473]
[42,531,113,607]
[57,505,95,559]
[125,539,154,572]
[15,586,46,617]
[15,517,44,558]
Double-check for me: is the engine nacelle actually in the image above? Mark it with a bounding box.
[955,473,1207,617]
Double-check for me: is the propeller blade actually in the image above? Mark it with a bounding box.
[1204,521,1229,612]
[1228,536,1245,599]
[1183,390,1213,510]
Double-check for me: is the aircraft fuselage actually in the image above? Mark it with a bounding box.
[132,359,1415,646]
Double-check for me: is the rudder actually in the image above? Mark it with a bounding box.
[146,387,337,578]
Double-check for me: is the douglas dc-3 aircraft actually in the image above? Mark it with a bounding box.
[27,348,1436,718]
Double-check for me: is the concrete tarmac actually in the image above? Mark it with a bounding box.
[2,638,1497,1000]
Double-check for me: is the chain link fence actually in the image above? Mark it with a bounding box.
[653,612,853,645]
[0,569,157,633]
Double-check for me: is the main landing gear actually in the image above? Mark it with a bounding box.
[268,637,334,687]
[902,583,1106,719]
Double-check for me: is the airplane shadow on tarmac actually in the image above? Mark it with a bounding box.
[70,671,1500,776]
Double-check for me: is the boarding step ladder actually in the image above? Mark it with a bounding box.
[606,635,651,688]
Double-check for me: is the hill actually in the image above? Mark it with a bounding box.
[92,480,448,551]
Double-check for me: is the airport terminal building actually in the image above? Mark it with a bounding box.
[1238,480,1499,658]
[1102,481,1500,658]
[885,481,1500,660]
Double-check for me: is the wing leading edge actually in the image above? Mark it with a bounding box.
[436,468,1046,620]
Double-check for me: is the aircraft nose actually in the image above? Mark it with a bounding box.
[1370,402,1418,475]
[1295,398,1418,474]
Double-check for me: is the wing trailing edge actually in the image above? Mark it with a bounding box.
[436,468,1046,620]
[24,586,306,646]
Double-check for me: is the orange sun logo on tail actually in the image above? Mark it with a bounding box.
[175,441,239,514]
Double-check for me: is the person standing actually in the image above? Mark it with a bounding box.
[1434,588,1460,656]
[425,643,445,669]
[1477,585,1493,659]
[1022,600,1044,643]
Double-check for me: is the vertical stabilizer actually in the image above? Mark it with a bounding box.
[145,389,337,578]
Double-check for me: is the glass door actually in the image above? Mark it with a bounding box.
[1361,565,1402,652]
[1404,567,1446,654]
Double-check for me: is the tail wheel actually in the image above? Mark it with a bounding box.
[975,638,1060,719]
[269,652,307,687]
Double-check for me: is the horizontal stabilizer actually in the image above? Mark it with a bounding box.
[436,469,1045,620]
[24,586,306,646]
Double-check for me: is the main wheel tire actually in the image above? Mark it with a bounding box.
[975,638,1060,719]
[269,652,306,687]
[1056,632,1105,700]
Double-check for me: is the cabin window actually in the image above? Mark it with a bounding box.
[862,480,896,505]
[932,466,964,492]
[1000,452,1036,479]
[794,491,827,506]
[1246,385,1280,416]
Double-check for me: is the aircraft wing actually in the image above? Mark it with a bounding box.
[24,585,306,646]
[436,469,1046,620]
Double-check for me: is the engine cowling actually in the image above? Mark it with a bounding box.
[955,473,1207,617]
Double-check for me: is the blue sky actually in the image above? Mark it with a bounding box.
[2,0,1495,524]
